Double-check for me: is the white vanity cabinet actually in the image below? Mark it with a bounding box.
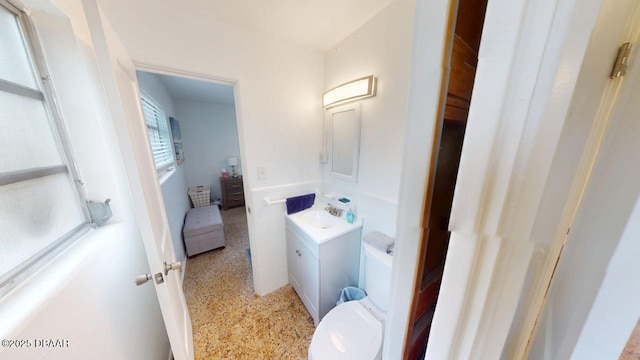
[286,228,320,321]
[285,213,362,326]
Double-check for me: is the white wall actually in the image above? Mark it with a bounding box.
[322,0,415,239]
[176,99,242,199]
[137,71,190,262]
[96,0,324,295]
[319,1,417,355]
[0,1,169,359]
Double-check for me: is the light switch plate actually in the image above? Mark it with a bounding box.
[257,166,267,180]
[319,150,328,163]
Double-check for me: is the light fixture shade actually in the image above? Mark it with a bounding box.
[227,156,238,166]
[323,75,377,108]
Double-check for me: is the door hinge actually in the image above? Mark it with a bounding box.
[611,42,632,79]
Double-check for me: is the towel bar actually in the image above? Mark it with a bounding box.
[263,197,287,206]
[263,191,320,206]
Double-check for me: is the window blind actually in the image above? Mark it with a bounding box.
[140,94,174,173]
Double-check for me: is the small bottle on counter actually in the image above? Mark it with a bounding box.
[346,206,356,224]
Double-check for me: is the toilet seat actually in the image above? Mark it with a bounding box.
[308,300,383,360]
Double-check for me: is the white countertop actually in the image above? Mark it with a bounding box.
[285,206,363,244]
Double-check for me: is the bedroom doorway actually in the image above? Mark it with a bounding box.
[134,68,251,280]
[132,69,315,358]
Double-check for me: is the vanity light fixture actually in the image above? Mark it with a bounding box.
[322,75,377,108]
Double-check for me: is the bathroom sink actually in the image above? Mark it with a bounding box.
[302,210,339,229]
[286,206,362,244]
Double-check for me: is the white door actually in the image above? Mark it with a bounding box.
[519,0,640,358]
[82,1,193,359]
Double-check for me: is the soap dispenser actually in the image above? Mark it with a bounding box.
[346,206,356,224]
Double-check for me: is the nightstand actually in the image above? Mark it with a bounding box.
[220,177,245,210]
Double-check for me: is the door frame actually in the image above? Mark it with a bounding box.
[401,0,473,356]
[385,0,615,358]
[131,63,259,293]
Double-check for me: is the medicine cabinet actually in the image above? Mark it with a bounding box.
[329,105,361,182]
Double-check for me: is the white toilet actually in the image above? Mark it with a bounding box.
[308,242,393,359]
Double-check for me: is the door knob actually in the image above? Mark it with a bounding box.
[164,261,182,275]
[135,274,152,286]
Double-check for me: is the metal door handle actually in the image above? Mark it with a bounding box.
[164,261,182,275]
[135,274,152,286]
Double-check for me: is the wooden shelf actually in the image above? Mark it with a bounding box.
[408,306,436,360]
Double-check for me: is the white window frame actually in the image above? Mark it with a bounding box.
[139,91,175,175]
[0,0,91,297]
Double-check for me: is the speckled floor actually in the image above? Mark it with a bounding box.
[621,321,640,360]
[183,207,316,359]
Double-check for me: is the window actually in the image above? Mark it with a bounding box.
[140,93,174,174]
[0,1,89,295]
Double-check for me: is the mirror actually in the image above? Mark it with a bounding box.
[330,105,361,182]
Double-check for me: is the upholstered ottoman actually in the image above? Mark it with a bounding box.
[183,205,225,257]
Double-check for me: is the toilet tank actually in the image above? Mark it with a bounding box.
[363,243,394,312]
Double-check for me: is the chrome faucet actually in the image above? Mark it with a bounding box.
[325,204,343,217]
